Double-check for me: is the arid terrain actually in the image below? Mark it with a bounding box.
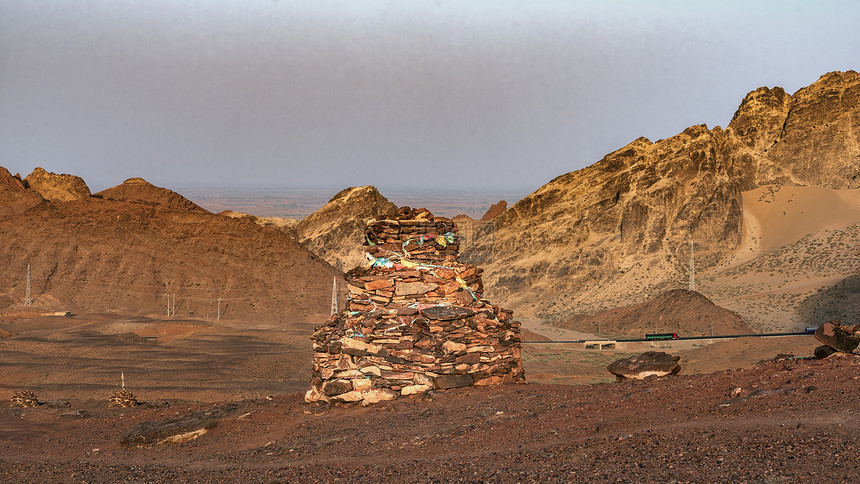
[2,70,859,482]
[2,308,854,482]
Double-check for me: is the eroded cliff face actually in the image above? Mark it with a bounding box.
[295,186,397,272]
[463,71,860,320]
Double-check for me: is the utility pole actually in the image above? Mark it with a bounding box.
[217,298,222,321]
[166,293,170,318]
[25,264,32,306]
[688,238,696,292]
[330,277,338,317]
[171,293,176,317]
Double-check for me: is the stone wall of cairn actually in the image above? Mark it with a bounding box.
[305,207,524,405]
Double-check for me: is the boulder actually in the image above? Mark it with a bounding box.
[607,351,681,380]
[120,404,237,447]
[814,321,860,354]
[813,345,838,359]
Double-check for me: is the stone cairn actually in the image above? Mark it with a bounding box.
[109,373,139,407]
[10,389,40,407]
[109,388,139,408]
[306,207,524,405]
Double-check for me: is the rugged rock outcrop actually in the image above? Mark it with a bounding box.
[95,178,208,213]
[607,351,681,381]
[463,71,860,320]
[24,167,91,202]
[0,167,27,192]
[814,321,860,354]
[0,167,43,217]
[295,186,397,271]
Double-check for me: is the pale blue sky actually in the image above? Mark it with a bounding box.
[1,1,858,194]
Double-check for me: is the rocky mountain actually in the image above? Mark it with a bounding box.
[222,211,300,238]
[462,71,860,326]
[24,167,91,202]
[95,177,208,213]
[0,167,42,217]
[294,186,397,272]
[0,169,342,322]
[480,200,508,221]
[558,289,751,338]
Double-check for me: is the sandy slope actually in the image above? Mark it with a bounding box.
[703,185,860,332]
[724,185,860,268]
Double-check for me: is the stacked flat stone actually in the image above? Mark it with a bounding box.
[306,207,524,406]
[345,262,483,310]
[10,389,39,407]
[363,206,460,263]
[109,388,139,407]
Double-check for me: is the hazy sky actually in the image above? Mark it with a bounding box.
[1,1,858,195]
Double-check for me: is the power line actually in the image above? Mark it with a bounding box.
[480,95,576,192]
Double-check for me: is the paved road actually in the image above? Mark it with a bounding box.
[524,332,815,344]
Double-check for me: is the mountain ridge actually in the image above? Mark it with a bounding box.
[461,70,860,326]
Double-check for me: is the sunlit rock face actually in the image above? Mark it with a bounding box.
[24,167,91,202]
[462,71,860,320]
[295,186,397,272]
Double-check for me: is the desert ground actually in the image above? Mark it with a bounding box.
[3,308,854,482]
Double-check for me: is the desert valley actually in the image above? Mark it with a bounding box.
[1,71,859,481]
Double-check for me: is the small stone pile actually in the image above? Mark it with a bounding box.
[363,207,460,263]
[109,388,139,408]
[10,389,39,407]
[306,207,524,405]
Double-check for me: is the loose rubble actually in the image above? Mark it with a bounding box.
[9,389,39,407]
[607,351,681,381]
[306,207,524,405]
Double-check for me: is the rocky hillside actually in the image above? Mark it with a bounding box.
[294,186,397,271]
[558,289,751,338]
[0,170,342,322]
[462,71,860,323]
[95,177,208,213]
[0,167,42,216]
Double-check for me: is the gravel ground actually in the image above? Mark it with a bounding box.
[1,353,858,482]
